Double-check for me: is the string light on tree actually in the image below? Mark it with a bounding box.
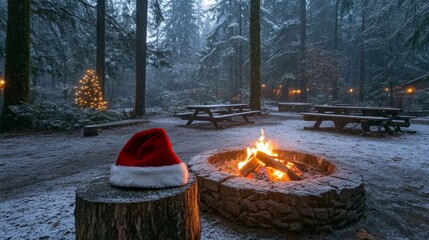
[74,69,107,110]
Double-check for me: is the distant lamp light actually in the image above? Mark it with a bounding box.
[306,88,310,91]
[384,87,390,92]
[0,79,5,90]
[348,88,354,94]
[406,87,415,94]
[290,89,302,95]
[261,83,266,88]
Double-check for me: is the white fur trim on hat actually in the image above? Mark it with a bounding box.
[110,162,189,188]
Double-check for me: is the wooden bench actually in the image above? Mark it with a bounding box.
[212,110,261,122]
[387,115,414,131]
[175,108,260,128]
[174,109,243,120]
[301,112,390,132]
[278,102,311,112]
[174,112,194,119]
[83,119,148,137]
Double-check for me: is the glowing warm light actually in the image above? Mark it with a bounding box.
[261,83,266,88]
[406,87,415,94]
[384,87,390,92]
[238,129,301,181]
[0,79,5,90]
[290,89,302,95]
[348,88,354,94]
[74,69,107,110]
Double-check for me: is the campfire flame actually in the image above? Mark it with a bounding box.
[238,129,301,181]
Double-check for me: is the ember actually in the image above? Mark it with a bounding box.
[238,129,302,181]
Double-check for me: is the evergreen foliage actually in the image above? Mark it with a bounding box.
[0,0,427,120]
[5,101,124,131]
[74,69,107,110]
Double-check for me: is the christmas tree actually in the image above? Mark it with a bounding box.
[74,69,107,110]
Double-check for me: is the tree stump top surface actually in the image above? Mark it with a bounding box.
[76,173,196,204]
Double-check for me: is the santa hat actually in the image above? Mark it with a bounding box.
[110,128,188,188]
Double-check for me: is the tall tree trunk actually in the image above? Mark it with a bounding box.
[359,0,366,103]
[228,0,234,101]
[96,0,106,99]
[63,55,68,101]
[333,0,339,51]
[237,0,243,100]
[300,0,307,102]
[249,0,261,110]
[346,14,352,89]
[135,0,148,116]
[1,0,31,130]
[331,0,339,101]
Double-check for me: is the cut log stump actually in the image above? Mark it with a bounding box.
[75,174,200,240]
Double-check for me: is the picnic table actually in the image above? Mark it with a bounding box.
[313,105,402,117]
[278,102,311,112]
[174,104,260,128]
[302,105,413,132]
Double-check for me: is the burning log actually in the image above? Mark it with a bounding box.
[255,151,302,181]
[239,157,263,177]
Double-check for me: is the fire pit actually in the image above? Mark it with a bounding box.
[188,130,365,232]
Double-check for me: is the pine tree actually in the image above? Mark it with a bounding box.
[74,69,107,110]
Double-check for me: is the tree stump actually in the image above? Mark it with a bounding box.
[75,174,200,240]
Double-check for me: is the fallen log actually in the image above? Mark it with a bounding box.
[239,157,263,177]
[255,151,302,181]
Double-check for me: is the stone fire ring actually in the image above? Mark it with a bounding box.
[188,149,365,233]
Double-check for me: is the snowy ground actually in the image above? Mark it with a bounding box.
[1,114,429,239]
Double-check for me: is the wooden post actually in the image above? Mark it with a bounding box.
[75,174,200,240]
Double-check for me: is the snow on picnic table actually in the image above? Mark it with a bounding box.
[1,115,429,239]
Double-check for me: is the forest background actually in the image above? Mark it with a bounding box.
[0,0,427,130]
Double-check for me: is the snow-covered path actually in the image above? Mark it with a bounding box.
[1,115,428,239]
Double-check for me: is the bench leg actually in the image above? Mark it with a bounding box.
[309,119,321,129]
[205,110,220,128]
[361,121,370,131]
[186,110,200,126]
[334,120,347,131]
[211,120,219,128]
[304,119,323,130]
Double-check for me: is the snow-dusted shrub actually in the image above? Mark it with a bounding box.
[4,101,125,131]
[411,89,429,110]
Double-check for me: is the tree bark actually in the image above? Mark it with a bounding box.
[134,0,148,116]
[333,0,339,51]
[75,175,200,240]
[249,0,261,110]
[1,0,31,129]
[359,0,367,103]
[237,0,243,101]
[96,0,106,98]
[299,0,307,102]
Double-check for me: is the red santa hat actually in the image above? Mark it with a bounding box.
[110,128,188,188]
